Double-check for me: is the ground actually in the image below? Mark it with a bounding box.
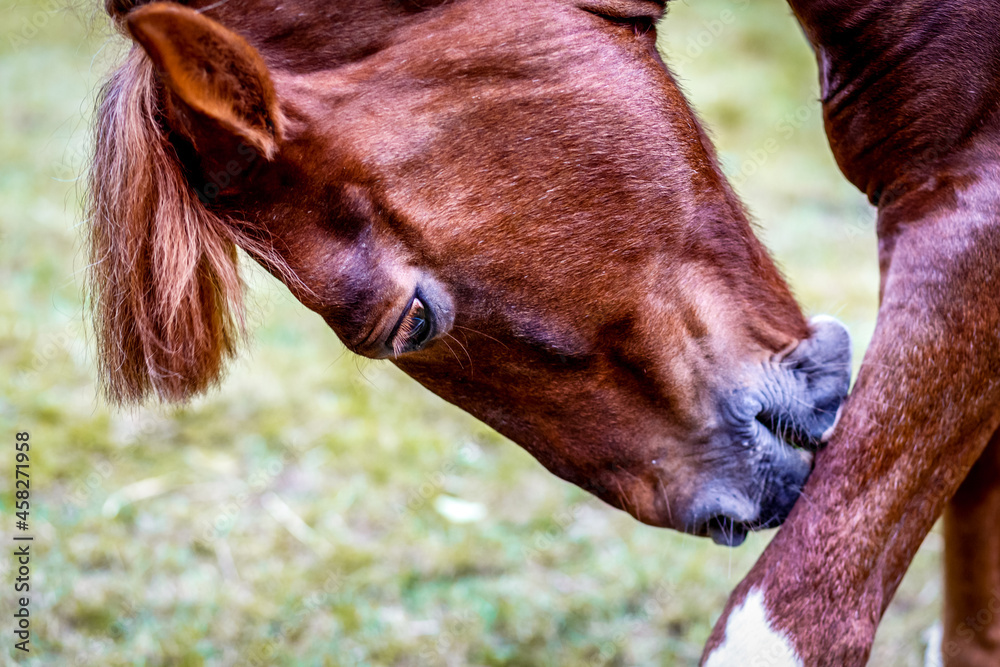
[0,0,940,664]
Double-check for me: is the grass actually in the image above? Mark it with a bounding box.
[0,0,938,665]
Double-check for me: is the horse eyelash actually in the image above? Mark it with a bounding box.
[392,314,420,357]
[390,299,429,357]
[627,16,655,37]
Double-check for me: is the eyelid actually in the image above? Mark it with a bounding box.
[583,8,658,36]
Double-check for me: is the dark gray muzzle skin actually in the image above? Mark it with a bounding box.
[754,315,854,449]
[694,316,853,547]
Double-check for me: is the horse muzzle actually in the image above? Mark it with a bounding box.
[688,316,852,546]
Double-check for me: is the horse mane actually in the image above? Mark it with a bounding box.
[86,2,319,405]
[87,43,247,404]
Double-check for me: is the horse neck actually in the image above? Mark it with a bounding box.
[788,0,1000,201]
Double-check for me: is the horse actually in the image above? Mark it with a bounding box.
[88,0,852,553]
[703,1,1000,665]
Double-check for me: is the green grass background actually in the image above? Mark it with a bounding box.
[0,0,941,664]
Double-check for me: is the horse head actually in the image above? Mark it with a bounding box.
[88,0,851,545]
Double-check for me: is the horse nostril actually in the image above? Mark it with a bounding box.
[774,314,853,446]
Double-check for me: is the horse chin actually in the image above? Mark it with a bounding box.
[687,429,814,548]
[745,421,816,530]
[707,518,749,548]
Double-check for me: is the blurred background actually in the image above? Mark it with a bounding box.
[0,0,941,664]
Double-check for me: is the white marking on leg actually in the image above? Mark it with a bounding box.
[704,589,803,667]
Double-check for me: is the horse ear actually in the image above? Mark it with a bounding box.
[126,2,280,159]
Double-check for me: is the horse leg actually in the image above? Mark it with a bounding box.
[942,428,1000,666]
[701,176,1000,666]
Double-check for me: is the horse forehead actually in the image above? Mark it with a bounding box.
[183,0,441,71]
[275,9,675,189]
[193,0,587,73]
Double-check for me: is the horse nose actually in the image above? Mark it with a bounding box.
[735,315,852,453]
[777,315,853,445]
[719,315,850,454]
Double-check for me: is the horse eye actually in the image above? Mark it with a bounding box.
[390,296,433,356]
[588,10,656,37]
